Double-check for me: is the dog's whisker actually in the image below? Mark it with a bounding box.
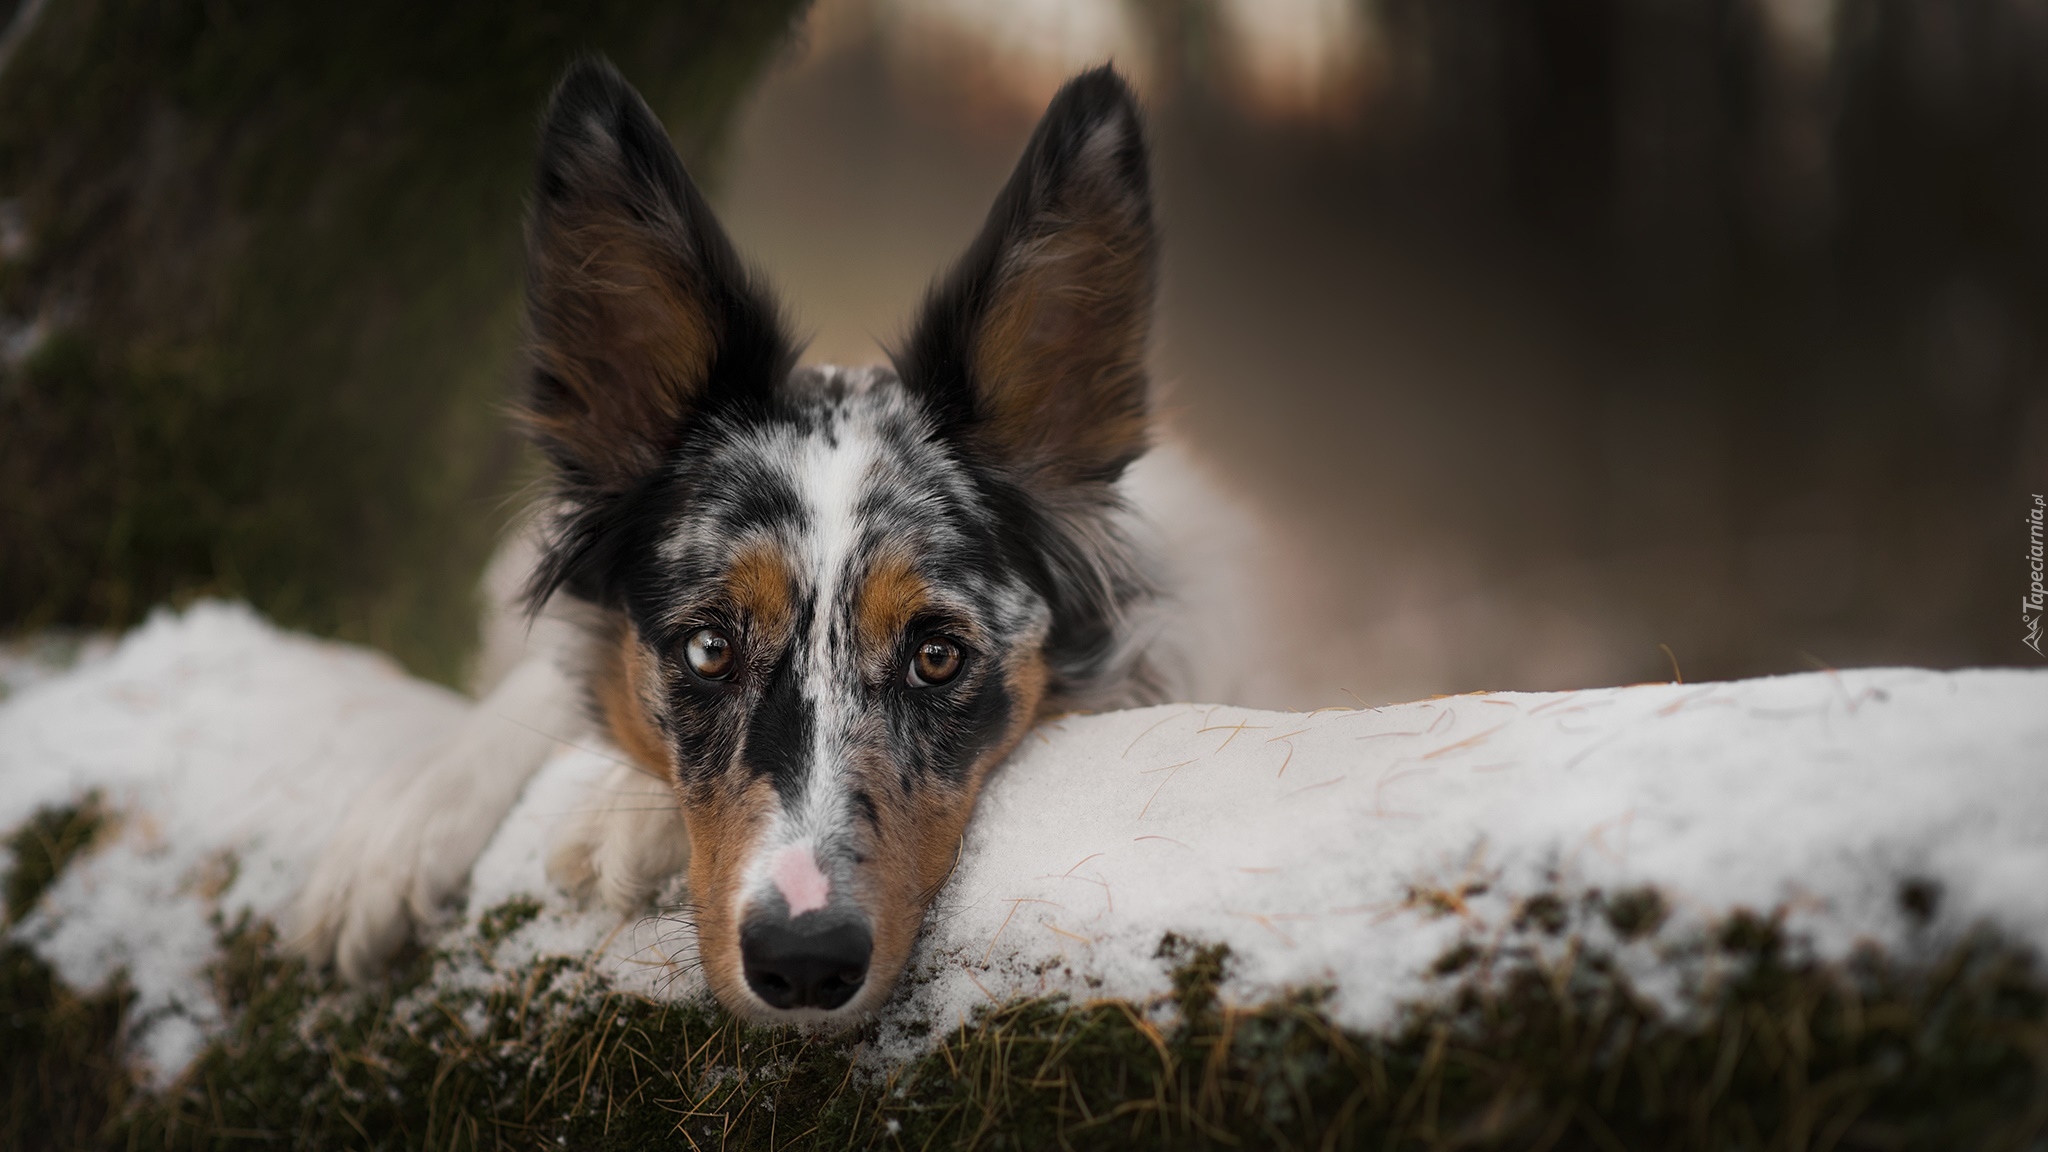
[479,709,644,772]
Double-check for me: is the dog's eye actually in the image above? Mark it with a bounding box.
[906,637,963,688]
[683,628,737,680]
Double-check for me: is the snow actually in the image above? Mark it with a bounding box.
[897,670,2048,1044]
[0,603,467,1078]
[0,630,115,701]
[4,600,2045,1083]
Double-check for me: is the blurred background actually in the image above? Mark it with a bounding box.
[2,0,2044,706]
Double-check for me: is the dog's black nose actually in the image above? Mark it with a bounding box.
[740,916,872,1011]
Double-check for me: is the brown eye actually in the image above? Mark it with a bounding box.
[907,637,963,688]
[683,628,736,680]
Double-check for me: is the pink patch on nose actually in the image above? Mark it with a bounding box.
[771,846,831,916]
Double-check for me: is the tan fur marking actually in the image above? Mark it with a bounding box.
[679,775,777,1012]
[854,552,932,653]
[1009,648,1052,729]
[592,613,673,783]
[727,541,795,637]
[857,647,1050,1010]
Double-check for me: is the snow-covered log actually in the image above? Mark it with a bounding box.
[3,602,2043,1081]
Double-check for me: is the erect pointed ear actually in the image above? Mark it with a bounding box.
[523,57,792,493]
[895,66,1157,488]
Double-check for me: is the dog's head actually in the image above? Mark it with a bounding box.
[521,59,1159,1021]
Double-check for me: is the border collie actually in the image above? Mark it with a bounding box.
[295,57,1268,1022]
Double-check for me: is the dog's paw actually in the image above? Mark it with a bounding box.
[547,764,690,914]
[290,777,448,984]
[292,751,510,980]
[292,655,581,982]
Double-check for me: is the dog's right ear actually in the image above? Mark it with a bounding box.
[523,58,791,493]
[895,66,1156,493]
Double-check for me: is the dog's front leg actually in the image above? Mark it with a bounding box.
[292,648,587,982]
[546,762,690,915]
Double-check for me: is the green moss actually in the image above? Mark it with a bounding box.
[1900,878,1945,926]
[477,896,543,947]
[2,800,131,1152]
[1515,891,1570,936]
[106,895,2048,1149]
[0,0,808,684]
[1599,885,1670,941]
[1,940,133,1152]
[4,793,106,925]
[6,799,2046,1152]
[1431,940,1483,976]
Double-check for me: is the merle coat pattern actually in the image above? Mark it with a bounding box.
[296,57,1181,1022]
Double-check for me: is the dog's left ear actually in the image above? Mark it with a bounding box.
[897,66,1156,489]
[523,58,791,495]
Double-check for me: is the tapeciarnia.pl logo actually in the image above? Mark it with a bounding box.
[2027,494,2045,657]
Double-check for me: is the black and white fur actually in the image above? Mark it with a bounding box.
[296,58,1275,1022]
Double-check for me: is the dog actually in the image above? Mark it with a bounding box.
[294,57,1283,1022]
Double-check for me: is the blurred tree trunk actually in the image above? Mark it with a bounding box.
[0,0,807,684]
